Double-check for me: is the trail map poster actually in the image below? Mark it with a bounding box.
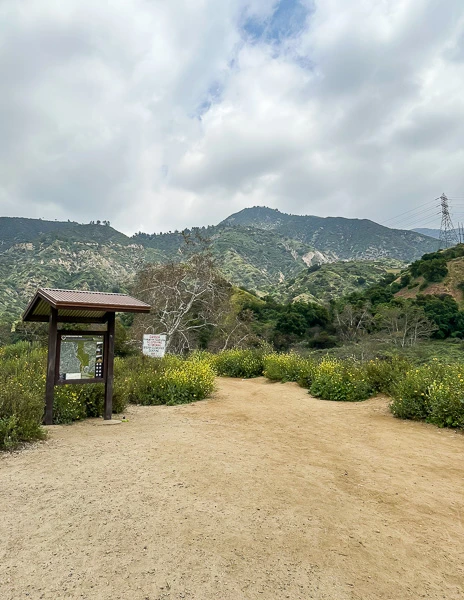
[59,335,104,381]
[143,334,166,358]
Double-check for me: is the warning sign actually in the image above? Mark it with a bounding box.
[142,334,167,358]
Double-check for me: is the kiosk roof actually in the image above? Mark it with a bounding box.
[23,288,151,323]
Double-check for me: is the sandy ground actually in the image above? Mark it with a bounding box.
[1,378,464,600]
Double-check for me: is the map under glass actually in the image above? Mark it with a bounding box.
[59,335,104,380]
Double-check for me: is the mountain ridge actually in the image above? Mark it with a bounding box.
[220,206,436,261]
[0,208,439,323]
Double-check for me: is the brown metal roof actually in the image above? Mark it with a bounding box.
[23,288,151,322]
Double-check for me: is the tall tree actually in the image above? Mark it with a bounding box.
[132,246,232,353]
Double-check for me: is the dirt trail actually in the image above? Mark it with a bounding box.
[1,377,464,600]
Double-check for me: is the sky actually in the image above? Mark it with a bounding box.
[1,0,464,235]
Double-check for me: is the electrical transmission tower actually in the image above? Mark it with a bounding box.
[438,193,459,249]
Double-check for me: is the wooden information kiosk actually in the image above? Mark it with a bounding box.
[22,288,151,424]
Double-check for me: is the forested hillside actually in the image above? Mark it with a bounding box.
[0,210,438,324]
[281,260,404,304]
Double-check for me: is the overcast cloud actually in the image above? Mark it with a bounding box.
[1,0,464,234]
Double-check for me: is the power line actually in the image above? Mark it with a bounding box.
[387,207,441,230]
[381,197,440,226]
[381,195,464,240]
[383,205,440,230]
[394,214,441,231]
[406,216,442,230]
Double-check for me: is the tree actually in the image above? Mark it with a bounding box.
[334,303,374,343]
[415,294,464,338]
[132,250,232,353]
[376,305,437,347]
[10,320,48,345]
[272,301,330,350]
[209,307,255,352]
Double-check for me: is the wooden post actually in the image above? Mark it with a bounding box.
[44,308,58,425]
[104,312,115,420]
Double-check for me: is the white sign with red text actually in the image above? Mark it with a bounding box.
[143,334,167,358]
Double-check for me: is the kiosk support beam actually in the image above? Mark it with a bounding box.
[45,307,58,425]
[104,312,115,420]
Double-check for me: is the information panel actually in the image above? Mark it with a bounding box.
[143,334,167,358]
[59,335,104,381]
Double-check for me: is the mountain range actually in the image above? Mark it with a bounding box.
[0,207,438,322]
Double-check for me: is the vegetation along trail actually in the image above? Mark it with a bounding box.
[1,377,463,600]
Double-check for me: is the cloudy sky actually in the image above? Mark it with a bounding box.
[1,0,464,234]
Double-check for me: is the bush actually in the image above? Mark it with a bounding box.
[53,383,128,423]
[400,273,411,287]
[0,416,21,450]
[113,355,164,405]
[161,361,215,405]
[0,345,47,450]
[53,386,88,424]
[390,362,446,421]
[114,354,215,405]
[263,353,317,387]
[365,356,411,395]
[310,358,373,402]
[213,349,264,378]
[427,368,464,428]
[0,340,43,360]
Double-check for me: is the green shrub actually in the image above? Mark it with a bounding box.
[365,356,411,395]
[53,386,88,424]
[427,368,464,428]
[114,354,215,405]
[310,358,373,402]
[263,353,317,386]
[213,349,264,378]
[114,355,164,405]
[0,416,21,450]
[53,383,127,423]
[161,361,215,405]
[400,273,411,287]
[0,340,42,360]
[390,362,446,420]
[188,350,216,366]
[0,345,47,450]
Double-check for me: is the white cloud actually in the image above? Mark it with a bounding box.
[1,0,464,234]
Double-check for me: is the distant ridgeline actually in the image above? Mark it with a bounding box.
[0,208,437,323]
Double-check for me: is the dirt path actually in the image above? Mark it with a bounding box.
[1,377,464,600]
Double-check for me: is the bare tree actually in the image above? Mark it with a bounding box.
[209,308,255,352]
[376,305,437,347]
[132,250,232,353]
[11,320,48,345]
[334,303,374,343]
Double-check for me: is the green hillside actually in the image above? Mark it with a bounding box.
[0,237,160,322]
[133,225,327,293]
[282,260,404,304]
[391,245,464,306]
